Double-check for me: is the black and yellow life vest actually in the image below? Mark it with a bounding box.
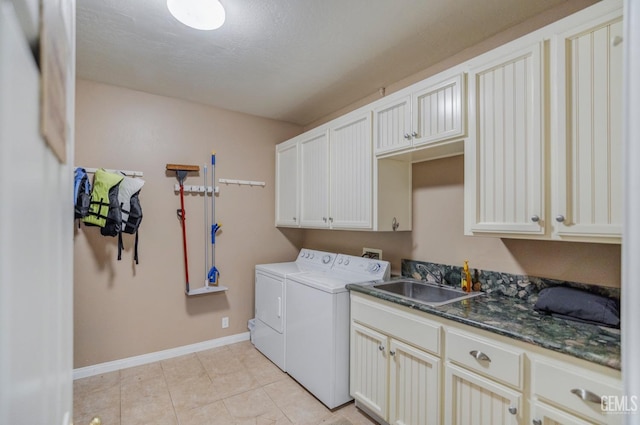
[83,168,124,228]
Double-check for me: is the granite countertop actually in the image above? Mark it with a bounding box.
[347,282,621,370]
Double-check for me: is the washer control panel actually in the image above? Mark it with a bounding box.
[297,249,336,268]
[332,254,390,281]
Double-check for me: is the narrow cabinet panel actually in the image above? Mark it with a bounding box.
[389,339,440,425]
[330,112,372,229]
[351,322,389,421]
[552,13,623,241]
[374,94,412,154]
[465,42,544,235]
[275,141,299,226]
[299,130,330,228]
[413,73,465,147]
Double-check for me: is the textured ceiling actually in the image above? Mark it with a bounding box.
[76,0,568,126]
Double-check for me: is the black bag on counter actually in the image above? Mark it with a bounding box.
[534,286,620,328]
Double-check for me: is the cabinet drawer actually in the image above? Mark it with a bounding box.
[533,358,622,424]
[446,329,522,389]
[351,294,440,355]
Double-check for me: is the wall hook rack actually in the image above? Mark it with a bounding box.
[218,178,266,187]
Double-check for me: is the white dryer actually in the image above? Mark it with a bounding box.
[285,254,390,408]
[254,249,336,371]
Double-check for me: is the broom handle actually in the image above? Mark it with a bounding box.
[179,183,190,293]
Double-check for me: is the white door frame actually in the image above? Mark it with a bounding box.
[622,0,640,421]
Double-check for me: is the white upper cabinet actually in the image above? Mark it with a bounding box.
[412,73,466,148]
[465,42,545,236]
[275,108,412,232]
[299,129,330,228]
[373,93,412,154]
[465,0,622,243]
[275,140,299,227]
[551,10,623,243]
[329,112,373,229]
[374,73,466,157]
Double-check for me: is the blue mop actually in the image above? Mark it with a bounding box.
[208,151,221,285]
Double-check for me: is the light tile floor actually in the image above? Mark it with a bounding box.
[74,341,378,425]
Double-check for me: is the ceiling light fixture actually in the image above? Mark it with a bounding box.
[167,0,226,30]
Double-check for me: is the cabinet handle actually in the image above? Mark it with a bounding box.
[469,350,491,362]
[612,35,623,46]
[555,215,565,223]
[329,217,333,223]
[293,217,296,221]
[411,131,418,138]
[378,345,385,351]
[530,215,540,223]
[322,217,327,222]
[571,388,603,406]
[390,350,396,356]
[532,420,542,425]
[508,406,517,415]
[404,133,411,140]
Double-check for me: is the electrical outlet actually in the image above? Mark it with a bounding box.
[362,248,382,260]
[222,317,229,328]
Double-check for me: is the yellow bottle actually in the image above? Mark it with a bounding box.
[461,260,472,293]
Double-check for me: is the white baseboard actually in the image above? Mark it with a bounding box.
[73,332,250,380]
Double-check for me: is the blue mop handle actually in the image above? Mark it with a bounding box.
[211,222,221,244]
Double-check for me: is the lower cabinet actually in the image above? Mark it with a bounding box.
[531,401,597,425]
[350,293,622,425]
[444,363,521,425]
[351,322,441,425]
[531,357,622,425]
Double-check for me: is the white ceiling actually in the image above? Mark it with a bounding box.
[76,0,568,126]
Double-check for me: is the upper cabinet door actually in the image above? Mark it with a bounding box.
[330,111,373,229]
[373,93,412,155]
[466,42,545,236]
[299,129,330,228]
[412,73,466,148]
[551,12,623,242]
[275,140,299,227]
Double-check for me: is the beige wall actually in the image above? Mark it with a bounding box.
[303,156,621,287]
[74,80,302,368]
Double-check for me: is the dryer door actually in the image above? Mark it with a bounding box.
[255,271,284,333]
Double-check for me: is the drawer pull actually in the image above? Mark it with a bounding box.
[469,350,491,363]
[390,350,396,356]
[508,406,517,415]
[570,388,603,406]
[378,345,385,351]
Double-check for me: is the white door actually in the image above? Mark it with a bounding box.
[330,111,373,229]
[275,140,299,226]
[412,73,465,147]
[254,272,284,333]
[444,364,522,425]
[373,93,412,155]
[552,12,623,241]
[466,43,545,236]
[389,339,440,425]
[299,130,330,227]
[351,322,389,421]
[0,2,75,424]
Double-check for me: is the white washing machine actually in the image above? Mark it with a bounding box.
[285,254,390,408]
[254,249,336,371]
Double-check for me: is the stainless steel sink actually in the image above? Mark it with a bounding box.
[372,279,482,306]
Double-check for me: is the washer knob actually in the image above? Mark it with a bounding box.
[344,259,350,265]
[309,253,314,259]
[322,255,331,264]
